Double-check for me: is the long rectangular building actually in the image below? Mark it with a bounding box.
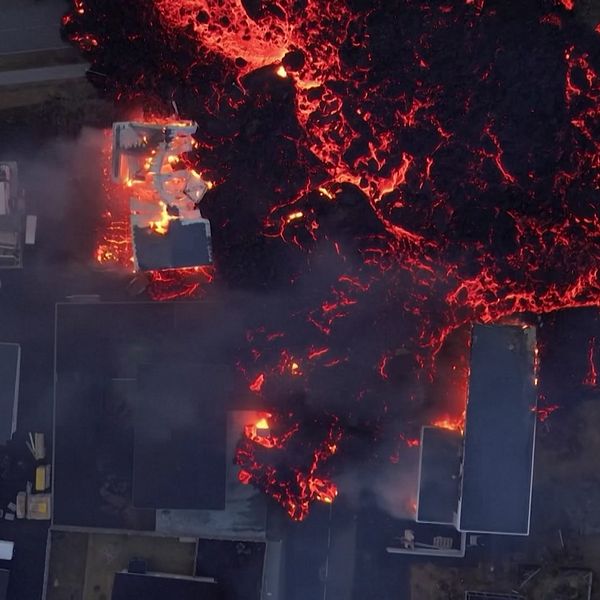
[416,426,462,525]
[458,324,537,535]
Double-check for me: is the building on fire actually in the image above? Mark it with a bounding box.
[111,121,213,271]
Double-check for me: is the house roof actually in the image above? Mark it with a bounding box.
[132,219,212,271]
[458,324,537,535]
[416,426,462,525]
[132,365,227,510]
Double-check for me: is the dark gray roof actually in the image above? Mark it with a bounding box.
[0,569,8,600]
[416,426,462,525]
[132,220,212,271]
[459,324,537,535]
[112,572,218,600]
[0,343,20,445]
[133,365,227,510]
[53,301,234,530]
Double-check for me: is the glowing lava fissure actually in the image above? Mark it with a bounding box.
[64,0,600,518]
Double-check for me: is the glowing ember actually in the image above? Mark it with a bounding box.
[537,404,560,422]
[249,373,265,393]
[584,337,597,386]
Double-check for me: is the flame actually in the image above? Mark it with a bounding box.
[149,201,176,235]
[432,414,465,435]
[276,65,288,78]
[255,417,270,430]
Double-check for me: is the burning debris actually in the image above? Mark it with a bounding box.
[62,0,600,518]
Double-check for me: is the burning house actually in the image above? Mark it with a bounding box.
[415,324,537,538]
[111,121,212,271]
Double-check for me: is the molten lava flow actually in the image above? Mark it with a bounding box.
[235,413,341,520]
[64,0,600,519]
[249,373,265,393]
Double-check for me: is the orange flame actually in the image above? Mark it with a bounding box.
[149,201,176,235]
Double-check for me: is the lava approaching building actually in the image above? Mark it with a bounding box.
[417,324,537,536]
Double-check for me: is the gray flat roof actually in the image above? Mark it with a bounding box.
[0,343,20,444]
[132,220,212,271]
[133,365,227,510]
[458,324,537,535]
[53,301,234,530]
[156,411,267,540]
[416,426,462,525]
